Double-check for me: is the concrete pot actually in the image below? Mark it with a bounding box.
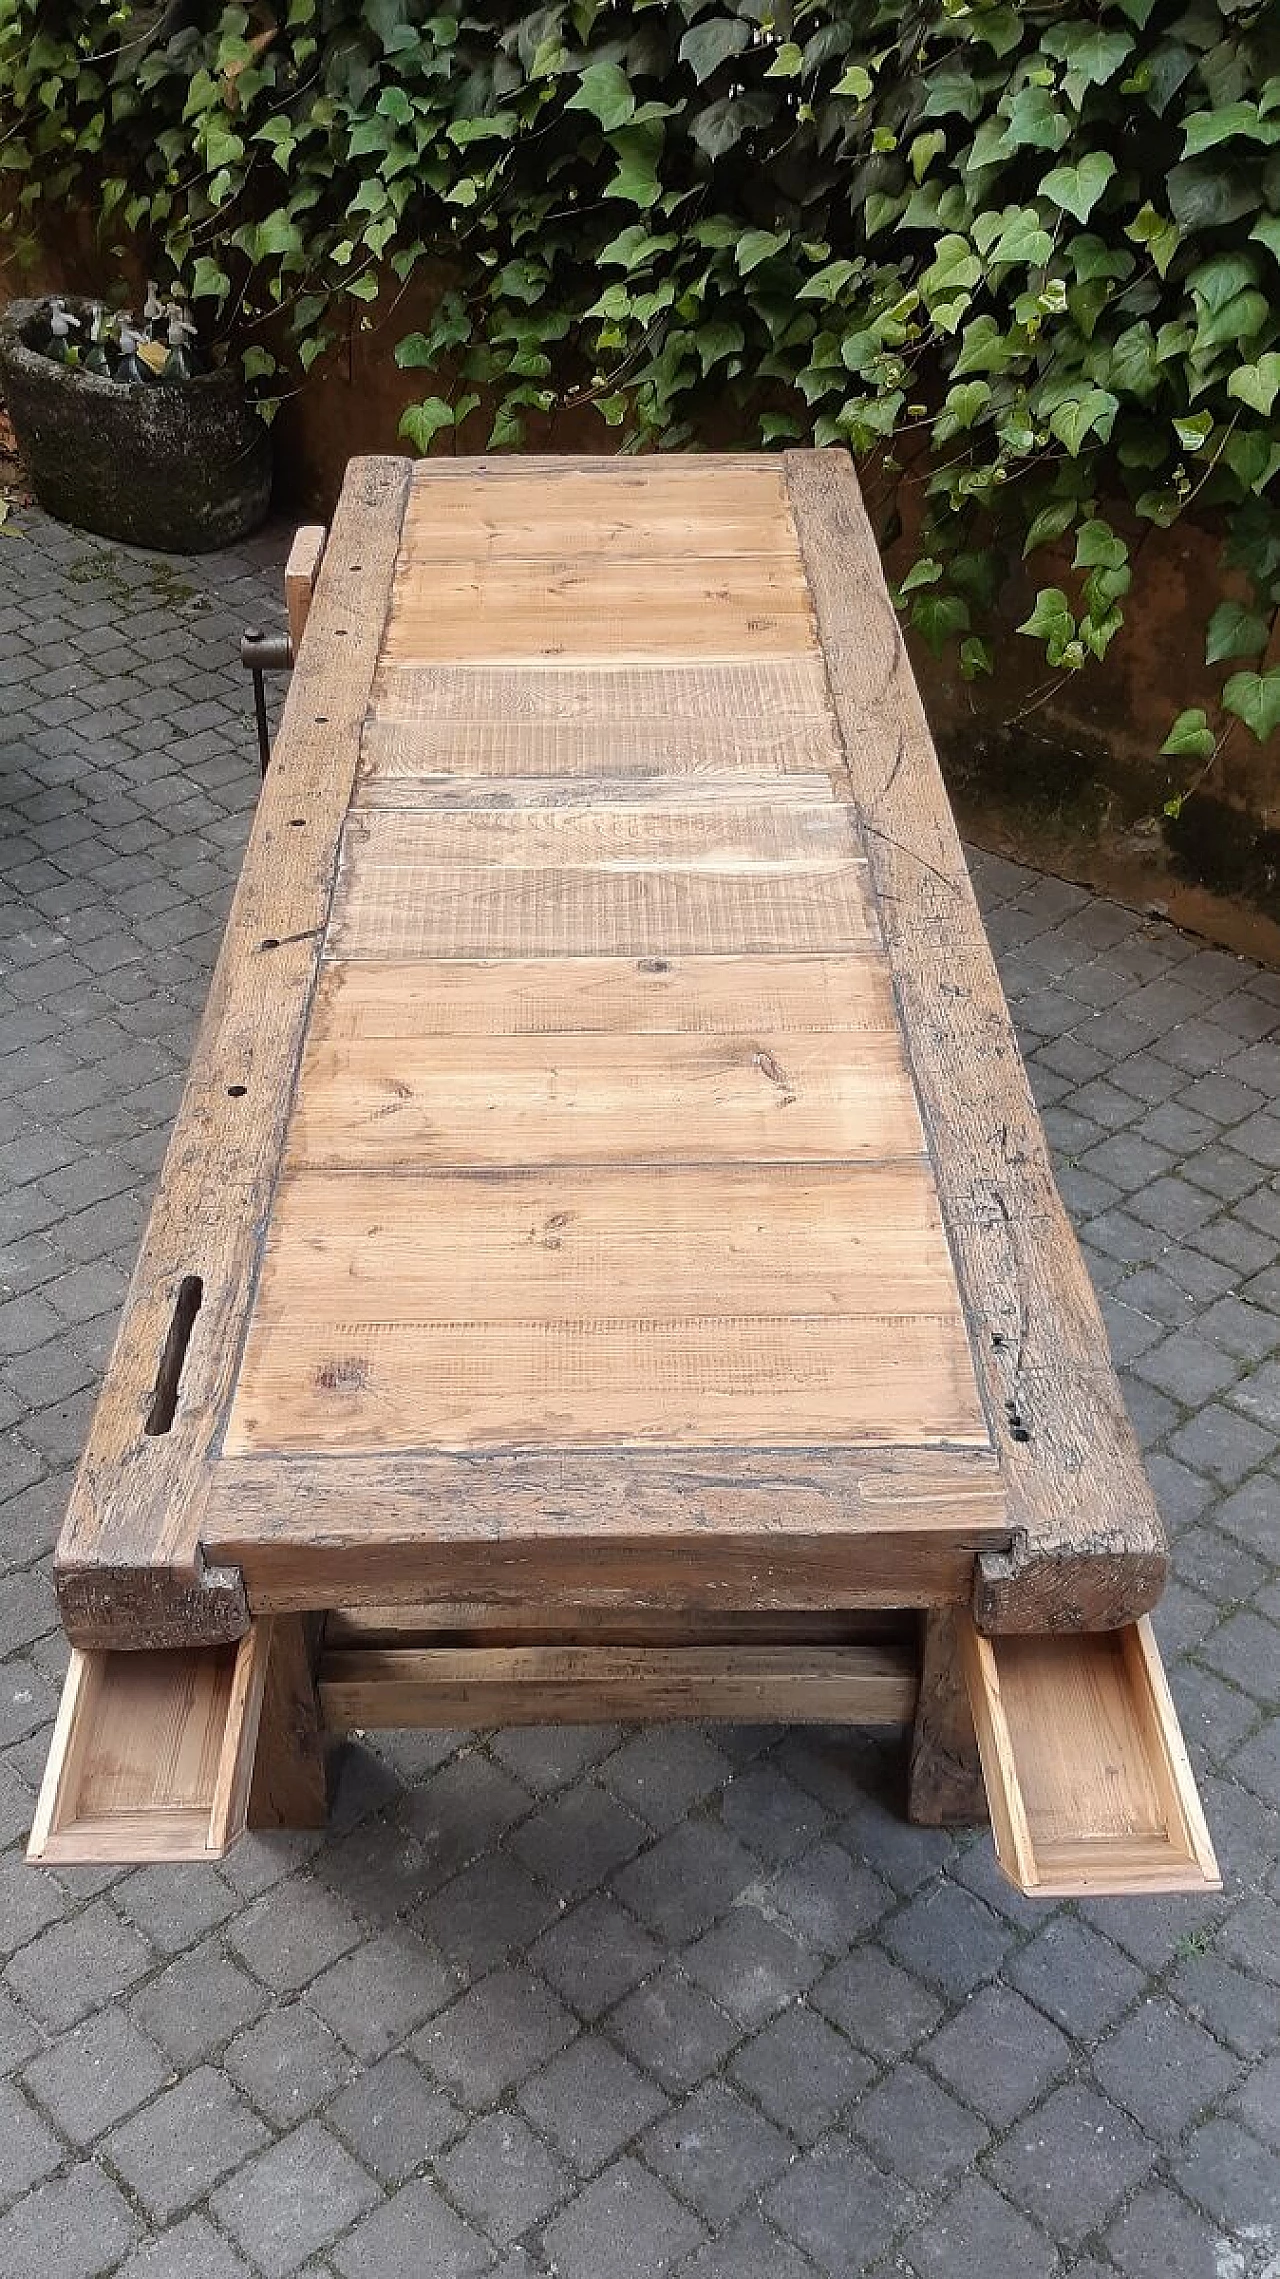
[0,297,272,552]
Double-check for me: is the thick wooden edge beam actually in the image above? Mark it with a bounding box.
[784,450,1167,1634]
[55,457,413,1651]
[285,525,327,652]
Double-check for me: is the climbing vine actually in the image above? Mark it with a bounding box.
[1,0,1278,768]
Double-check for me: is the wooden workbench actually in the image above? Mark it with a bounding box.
[30,453,1218,1899]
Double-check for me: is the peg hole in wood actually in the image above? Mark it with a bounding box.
[145,1275,203,1436]
[227,1084,248,1098]
[260,938,281,951]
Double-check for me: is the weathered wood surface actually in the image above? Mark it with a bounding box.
[52,448,1166,1650]
[785,452,1167,1630]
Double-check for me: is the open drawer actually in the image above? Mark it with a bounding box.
[961,1614,1220,1898]
[28,1625,271,1866]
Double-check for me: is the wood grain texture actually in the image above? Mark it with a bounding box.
[205,1444,1010,1611]
[363,657,841,780]
[355,774,842,811]
[56,456,413,1650]
[785,449,1167,1634]
[318,1640,918,1728]
[343,802,857,871]
[285,525,326,652]
[309,955,899,1041]
[908,1608,987,1827]
[247,1614,328,1830]
[960,1613,1220,1896]
[282,1031,923,1169]
[246,1164,964,1324]
[399,462,794,560]
[383,555,814,663]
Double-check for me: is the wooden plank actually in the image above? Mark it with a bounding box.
[382,557,814,663]
[325,1606,915,1646]
[960,1613,1220,1896]
[282,1032,923,1169]
[908,1608,987,1826]
[27,1627,270,1865]
[55,456,413,1651]
[247,1615,328,1831]
[285,525,327,652]
[246,1164,965,1324]
[225,1312,987,1456]
[355,774,841,812]
[309,955,899,1041]
[343,802,857,872]
[205,1443,1010,1612]
[363,658,841,779]
[399,464,794,560]
[785,450,1168,1634]
[319,1641,919,1727]
[328,861,877,961]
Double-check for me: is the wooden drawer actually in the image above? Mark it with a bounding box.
[961,1615,1220,1898]
[28,1626,270,1866]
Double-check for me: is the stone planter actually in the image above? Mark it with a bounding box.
[0,297,271,552]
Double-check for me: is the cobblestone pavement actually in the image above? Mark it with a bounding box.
[0,498,1277,2279]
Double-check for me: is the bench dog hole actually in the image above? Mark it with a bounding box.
[145,1275,203,1436]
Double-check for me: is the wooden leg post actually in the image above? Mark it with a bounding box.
[248,1616,329,1830]
[907,1609,988,1826]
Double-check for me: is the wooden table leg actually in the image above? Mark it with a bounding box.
[248,1615,329,1830]
[907,1609,988,1826]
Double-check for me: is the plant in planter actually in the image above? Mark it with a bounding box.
[0,283,271,553]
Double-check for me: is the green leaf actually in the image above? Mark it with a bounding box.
[1018,586,1076,663]
[398,395,456,451]
[1041,153,1117,225]
[604,121,664,209]
[898,556,943,595]
[1183,103,1280,158]
[1161,708,1215,760]
[911,593,970,652]
[1049,389,1119,455]
[736,229,789,275]
[567,62,634,131]
[833,64,873,101]
[960,635,994,680]
[991,210,1052,269]
[1229,355,1280,417]
[1223,669,1280,742]
[678,18,750,84]
[1206,602,1270,665]
[1074,520,1127,571]
[765,42,803,80]
[1127,203,1180,279]
[1023,499,1078,556]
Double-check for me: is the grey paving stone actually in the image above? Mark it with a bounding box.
[210,2123,381,2279]
[541,2156,705,2279]
[609,1966,742,2093]
[401,1751,533,1889]
[4,1899,152,2029]
[730,2006,872,2146]
[851,2060,989,2187]
[681,1905,822,2026]
[766,2135,909,2278]
[129,1943,269,2067]
[307,1925,457,2060]
[0,2077,61,2204]
[509,1780,649,1901]
[812,1946,943,2059]
[921,1982,1070,2127]
[428,1855,561,1979]
[517,2032,667,2173]
[882,1879,1015,1999]
[611,1820,759,1944]
[0,2163,139,2279]
[226,1874,363,1995]
[676,2211,821,2279]
[1106,2179,1234,2279]
[104,2066,270,2225]
[113,2213,254,2279]
[1092,1994,1241,2140]
[224,2001,354,2125]
[327,2051,461,2183]
[1172,1950,1280,2061]
[643,2078,793,2225]
[763,1842,892,1953]
[22,2008,172,2146]
[989,2082,1156,2247]
[332,2177,492,2279]
[1173,2116,1280,2233]
[531,1893,663,2020]
[413,1965,576,2108]
[897,2175,1058,2279]
[438,2110,572,2246]
[599,1729,733,1828]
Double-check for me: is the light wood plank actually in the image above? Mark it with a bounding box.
[319,1641,918,1727]
[285,525,326,651]
[343,803,857,872]
[225,1311,988,1456]
[400,464,794,560]
[328,863,877,960]
[310,955,899,1041]
[355,774,842,812]
[382,558,814,663]
[960,1613,1220,1896]
[250,1164,962,1324]
[283,1032,923,1168]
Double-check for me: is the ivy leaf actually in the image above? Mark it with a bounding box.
[1223,669,1280,742]
[765,42,803,80]
[897,556,943,595]
[1043,25,1134,105]
[991,210,1052,268]
[1018,587,1076,661]
[1049,389,1119,455]
[567,62,634,131]
[1023,499,1078,555]
[678,18,750,85]
[911,592,970,652]
[1161,708,1216,760]
[1127,202,1180,279]
[1041,153,1117,224]
[1229,355,1280,417]
[1074,520,1127,571]
[1206,603,1270,665]
[960,635,995,679]
[736,229,789,275]
[398,395,457,452]
[604,121,664,208]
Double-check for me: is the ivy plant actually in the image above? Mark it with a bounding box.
[1,0,1278,775]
